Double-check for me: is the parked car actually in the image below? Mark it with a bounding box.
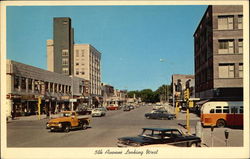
[145,110,175,120]
[153,104,164,110]
[117,128,201,147]
[123,106,131,111]
[106,105,119,110]
[91,107,107,117]
[46,111,90,132]
[128,105,135,110]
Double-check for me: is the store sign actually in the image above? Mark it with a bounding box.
[70,99,77,102]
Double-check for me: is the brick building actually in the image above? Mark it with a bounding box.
[194,5,243,100]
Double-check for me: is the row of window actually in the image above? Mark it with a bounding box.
[75,49,85,57]
[210,106,243,114]
[218,15,243,30]
[13,75,72,94]
[219,63,243,78]
[218,39,243,54]
[196,63,243,84]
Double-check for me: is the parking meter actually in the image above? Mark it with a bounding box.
[224,129,229,146]
[224,130,229,139]
[211,126,214,147]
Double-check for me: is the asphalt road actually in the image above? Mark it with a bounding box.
[7,105,199,147]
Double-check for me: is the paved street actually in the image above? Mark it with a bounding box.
[7,104,243,147]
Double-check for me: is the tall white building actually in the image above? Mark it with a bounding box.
[74,44,102,103]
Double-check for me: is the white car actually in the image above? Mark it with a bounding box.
[91,108,107,117]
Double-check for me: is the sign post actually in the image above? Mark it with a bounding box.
[211,126,214,147]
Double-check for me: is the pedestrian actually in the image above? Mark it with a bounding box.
[11,110,15,120]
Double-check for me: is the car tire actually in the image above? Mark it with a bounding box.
[64,124,70,133]
[81,122,88,130]
[190,142,197,147]
[216,119,226,128]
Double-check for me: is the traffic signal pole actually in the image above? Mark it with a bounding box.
[186,105,190,134]
[184,88,191,134]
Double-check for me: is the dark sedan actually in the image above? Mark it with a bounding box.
[117,128,201,147]
[145,110,175,120]
[123,106,131,111]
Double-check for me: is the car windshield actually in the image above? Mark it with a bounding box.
[140,129,162,139]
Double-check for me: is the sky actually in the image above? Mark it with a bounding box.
[7,5,207,91]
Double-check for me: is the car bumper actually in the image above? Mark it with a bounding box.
[92,113,102,117]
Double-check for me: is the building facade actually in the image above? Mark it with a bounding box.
[194,5,243,100]
[53,17,74,75]
[6,60,86,117]
[172,74,195,106]
[74,44,102,106]
[101,83,127,107]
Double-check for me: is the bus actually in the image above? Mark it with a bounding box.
[200,101,243,127]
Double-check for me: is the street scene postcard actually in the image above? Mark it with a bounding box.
[0,1,249,159]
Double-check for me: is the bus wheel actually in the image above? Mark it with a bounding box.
[216,119,226,128]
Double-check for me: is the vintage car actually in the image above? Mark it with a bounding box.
[145,110,175,120]
[128,105,135,110]
[117,128,201,147]
[123,106,131,111]
[106,105,119,110]
[46,111,90,132]
[91,107,107,117]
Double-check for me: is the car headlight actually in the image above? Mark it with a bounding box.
[46,123,50,127]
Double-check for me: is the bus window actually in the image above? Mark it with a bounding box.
[223,108,229,113]
[215,106,222,113]
[210,109,214,113]
[239,107,243,113]
[231,107,238,114]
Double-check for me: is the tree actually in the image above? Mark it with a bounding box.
[127,84,171,103]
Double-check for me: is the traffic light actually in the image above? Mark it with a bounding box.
[184,88,190,101]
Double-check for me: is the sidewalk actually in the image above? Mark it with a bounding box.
[163,103,200,120]
[163,103,243,147]
[8,114,48,121]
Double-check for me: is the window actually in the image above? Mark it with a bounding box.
[14,76,19,89]
[238,39,243,54]
[54,84,58,93]
[231,107,238,114]
[219,63,235,78]
[81,50,84,57]
[62,49,69,56]
[239,63,243,78]
[62,68,68,74]
[215,108,222,113]
[62,58,68,65]
[28,78,32,90]
[238,15,243,29]
[76,50,79,57]
[21,77,26,90]
[218,16,234,30]
[223,106,229,113]
[210,109,215,113]
[239,107,243,113]
[218,40,234,54]
[76,62,79,66]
